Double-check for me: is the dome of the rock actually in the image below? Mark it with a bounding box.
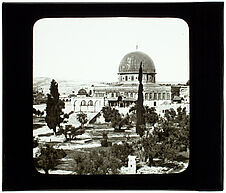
[119,51,155,74]
[118,51,156,83]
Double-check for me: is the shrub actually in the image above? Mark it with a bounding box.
[101,139,108,147]
[77,112,88,128]
[33,137,39,148]
[73,149,122,175]
[34,144,66,174]
[110,143,134,166]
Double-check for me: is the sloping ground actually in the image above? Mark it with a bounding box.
[67,112,98,127]
[33,112,189,175]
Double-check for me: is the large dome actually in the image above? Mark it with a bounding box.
[118,51,156,74]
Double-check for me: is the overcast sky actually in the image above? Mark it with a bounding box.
[33,18,189,83]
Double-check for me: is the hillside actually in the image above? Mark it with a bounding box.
[33,77,107,95]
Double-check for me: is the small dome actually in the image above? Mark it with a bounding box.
[119,51,156,74]
[77,88,87,95]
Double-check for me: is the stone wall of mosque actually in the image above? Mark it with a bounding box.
[118,73,155,83]
[70,96,106,113]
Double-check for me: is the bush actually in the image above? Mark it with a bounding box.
[58,125,85,141]
[107,141,112,147]
[34,144,67,174]
[101,139,108,147]
[56,148,67,159]
[111,143,134,166]
[33,137,39,148]
[77,112,88,128]
[101,132,110,147]
[33,123,45,130]
[73,149,122,175]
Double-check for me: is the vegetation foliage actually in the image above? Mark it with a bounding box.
[137,106,189,165]
[111,143,134,166]
[58,124,85,141]
[102,107,130,131]
[77,112,88,129]
[34,144,66,174]
[33,108,44,117]
[45,79,65,134]
[73,149,122,175]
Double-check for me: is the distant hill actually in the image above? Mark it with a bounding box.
[33,77,186,96]
[33,77,107,95]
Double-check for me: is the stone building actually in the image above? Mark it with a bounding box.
[68,50,188,114]
[92,51,171,108]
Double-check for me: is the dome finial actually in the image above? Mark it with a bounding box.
[136,43,138,50]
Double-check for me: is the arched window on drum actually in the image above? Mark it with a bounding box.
[162,93,166,100]
[167,93,170,100]
[81,100,86,106]
[154,93,157,100]
[149,93,153,100]
[145,93,148,100]
[88,100,93,106]
[158,93,161,100]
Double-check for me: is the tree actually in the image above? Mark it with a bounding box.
[40,111,44,117]
[175,107,190,149]
[111,142,135,166]
[77,112,88,129]
[164,108,176,122]
[58,124,85,141]
[101,131,109,147]
[34,144,66,174]
[33,108,37,115]
[110,109,123,130]
[144,106,159,127]
[137,106,190,165]
[154,107,189,159]
[136,62,145,136]
[45,79,65,134]
[33,137,39,148]
[102,107,129,131]
[73,149,122,175]
[102,106,113,123]
[128,105,137,124]
[139,131,160,166]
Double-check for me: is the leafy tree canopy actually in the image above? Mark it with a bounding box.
[77,112,88,128]
[34,144,66,174]
[45,79,65,134]
[73,149,122,175]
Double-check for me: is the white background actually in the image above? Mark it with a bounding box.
[33,17,189,83]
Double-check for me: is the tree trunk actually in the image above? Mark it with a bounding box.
[53,127,56,135]
[44,169,49,174]
[64,134,68,142]
[148,155,153,167]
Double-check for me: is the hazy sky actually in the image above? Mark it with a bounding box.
[33,18,189,83]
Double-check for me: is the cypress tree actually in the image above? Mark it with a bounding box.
[136,62,145,136]
[45,79,64,134]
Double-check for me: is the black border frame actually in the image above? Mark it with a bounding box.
[3,3,223,190]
